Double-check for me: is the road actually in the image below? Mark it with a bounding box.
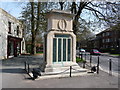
[79,52,119,76]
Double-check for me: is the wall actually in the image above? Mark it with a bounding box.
[0,8,25,59]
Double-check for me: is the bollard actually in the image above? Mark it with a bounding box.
[70,66,72,77]
[83,61,86,68]
[85,53,86,61]
[79,53,80,59]
[81,52,83,60]
[24,61,26,71]
[109,59,112,76]
[28,64,30,73]
[90,54,92,67]
[79,50,80,59]
[97,56,99,74]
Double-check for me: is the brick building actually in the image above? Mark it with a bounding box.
[95,28,120,53]
[0,8,26,59]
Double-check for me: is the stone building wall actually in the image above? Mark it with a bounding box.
[0,8,26,59]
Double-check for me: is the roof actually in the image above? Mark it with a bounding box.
[46,9,75,18]
[96,24,120,36]
[0,8,22,24]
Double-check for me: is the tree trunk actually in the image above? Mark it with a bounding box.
[30,1,36,55]
[35,2,40,35]
[59,2,64,10]
[72,2,88,35]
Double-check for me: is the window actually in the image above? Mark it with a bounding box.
[22,42,24,50]
[53,34,72,63]
[106,45,108,48]
[114,38,117,42]
[8,22,11,34]
[106,32,110,36]
[17,26,19,35]
[9,41,14,56]
[106,38,110,42]
[102,33,105,37]
[102,39,105,43]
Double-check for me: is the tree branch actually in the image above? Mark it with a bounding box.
[85,6,106,20]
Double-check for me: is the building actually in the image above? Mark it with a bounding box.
[0,8,26,59]
[95,28,120,53]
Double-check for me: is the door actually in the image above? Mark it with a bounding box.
[53,34,72,63]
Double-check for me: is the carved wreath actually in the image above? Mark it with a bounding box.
[58,19,67,30]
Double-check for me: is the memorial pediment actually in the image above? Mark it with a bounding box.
[46,10,75,32]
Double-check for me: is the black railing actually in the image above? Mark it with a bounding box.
[78,52,115,75]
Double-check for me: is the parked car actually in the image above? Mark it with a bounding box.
[79,49,86,52]
[90,49,101,55]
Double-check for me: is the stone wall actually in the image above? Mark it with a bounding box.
[0,8,25,59]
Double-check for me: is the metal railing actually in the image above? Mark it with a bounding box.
[78,52,115,76]
[24,61,89,79]
[24,53,116,80]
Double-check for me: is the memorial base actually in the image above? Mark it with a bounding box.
[44,62,87,75]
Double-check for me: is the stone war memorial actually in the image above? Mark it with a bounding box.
[44,10,86,75]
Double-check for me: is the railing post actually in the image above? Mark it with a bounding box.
[83,61,86,68]
[79,50,80,59]
[28,63,29,73]
[109,59,112,76]
[85,52,86,61]
[90,54,92,67]
[70,66,72,77]
[79,53,80,59]
[24,61,26,71]
[97,56,99,74]
[81,52,83,60]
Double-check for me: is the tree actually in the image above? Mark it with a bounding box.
[21,1,120,54]
[58,1,120,34]
[57,1,120,49]
[30,1,35,54]
[21,1,47,54]
[59,1,65,10]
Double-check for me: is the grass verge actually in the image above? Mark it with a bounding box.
[110,54,120,56]
[36,51,43,54]
[76,57,85,63]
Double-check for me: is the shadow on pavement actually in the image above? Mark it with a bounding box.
[2,55,44,67]
[1,68,26,74]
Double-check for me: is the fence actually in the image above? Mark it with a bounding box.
[78,52,116,75]
[24,53,117,80]
[24,61,89,79]
[24,61,30,74]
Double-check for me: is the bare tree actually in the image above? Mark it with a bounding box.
[70,1,120,34]
[30,1,36,54]
[59,0,65,10]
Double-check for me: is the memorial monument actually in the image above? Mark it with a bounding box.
[44,10,81,73]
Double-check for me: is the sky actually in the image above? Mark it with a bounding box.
[0,1,106,34]
[0,2,27,18]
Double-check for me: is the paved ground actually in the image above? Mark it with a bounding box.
[1,55,119,88]
[76,51,119,76]
[85,55,119,76]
